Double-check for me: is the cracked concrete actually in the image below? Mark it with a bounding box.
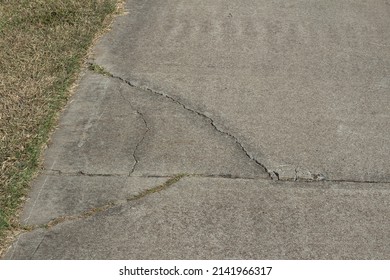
[129,107,149,175]
[42,72,145,175]
[88,62,328,181]
[107,68,270,179]
[114,72,269,178]
[6,178,390,259]
[20,175,169,226]
[45,71,268,179]
[92,0,390,182]
[5,0,390,259]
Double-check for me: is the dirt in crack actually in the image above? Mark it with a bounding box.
[25,174,187,231]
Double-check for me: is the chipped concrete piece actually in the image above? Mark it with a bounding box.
[296,168,317,181]
[272,165,297,181]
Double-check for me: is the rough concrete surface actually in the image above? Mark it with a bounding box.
[4,0,390,259]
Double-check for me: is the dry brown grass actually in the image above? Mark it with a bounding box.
[0,0,121,254]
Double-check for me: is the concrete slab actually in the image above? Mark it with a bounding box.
[6,178,390,259]
[43,71,268,178]
[92,0,390,182]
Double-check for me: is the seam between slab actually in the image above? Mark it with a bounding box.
[14,173,390,255]
[34,170,390,184]
[9,174,390,257]
[42,169,127,177]
[42,170,263,180]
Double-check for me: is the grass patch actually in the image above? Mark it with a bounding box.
[88,63,113,77]
[0,0,120,255]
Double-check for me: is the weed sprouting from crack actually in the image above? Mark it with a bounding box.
[88,63,113,77]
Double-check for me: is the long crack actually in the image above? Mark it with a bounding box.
[41,169,390,183]
[87,63,274,179]
[87,63,150,176]
[87,63,390,184]
[124,104,150,176]
[116,84,150,176]
[23,174,187,232]
[130,109,149,175]
[122,81,274,178]
[43,169,126,177]
[42,170,266,180]
[9,171,390,257]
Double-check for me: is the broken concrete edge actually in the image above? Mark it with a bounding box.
[87,62,327,182]
[270,166,327,182]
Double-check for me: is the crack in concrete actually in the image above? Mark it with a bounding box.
[26,174,187,232]
[41,169,390,184]
[324,178,390,184]
[111,79,330,182]
[18,172,390,243]
[130,110,149,175]
[117,91,150,176]
[294,168,298,182]
[86,63,389,184]
[87,63,274,179]
[42,169,263,180]
[31,234,45,259]
[43,169,126,177]
[86,63,150,177]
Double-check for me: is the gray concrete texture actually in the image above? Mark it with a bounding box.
[4,0,390,259]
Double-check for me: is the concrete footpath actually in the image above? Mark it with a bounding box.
[5,0,390,259]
